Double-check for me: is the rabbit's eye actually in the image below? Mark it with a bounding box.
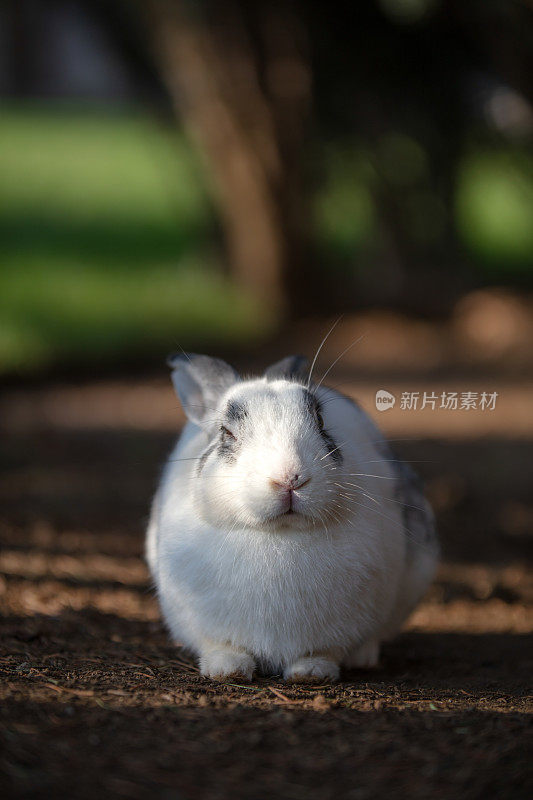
[316,412,324,430]
[221,426,236,441]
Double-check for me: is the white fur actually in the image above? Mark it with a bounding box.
[146,368,438,682]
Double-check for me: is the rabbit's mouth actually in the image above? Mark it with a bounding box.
[268,506,301,522]
[279,485,309,516]
[264,505,323,531]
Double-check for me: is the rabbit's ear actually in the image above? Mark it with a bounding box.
[167,353,239,426]
[264,355,309,382]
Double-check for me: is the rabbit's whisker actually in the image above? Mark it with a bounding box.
[314,333,366,392]
[320,441,347,461]
[306,316,343,389]
[345,473,397,480]
[337,483,428,513]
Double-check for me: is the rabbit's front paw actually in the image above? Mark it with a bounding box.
[200,646,256,682]
[284,655,339,683]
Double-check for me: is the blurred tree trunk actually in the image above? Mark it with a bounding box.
[148,0,311,317]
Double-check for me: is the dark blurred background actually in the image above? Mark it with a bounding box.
[1,0,532,377]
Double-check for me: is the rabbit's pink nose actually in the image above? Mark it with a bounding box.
[269,474,310,491]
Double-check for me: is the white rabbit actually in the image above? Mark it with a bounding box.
[146,354,438,682]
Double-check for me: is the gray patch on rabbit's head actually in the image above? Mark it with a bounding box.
[318,426,342,463]
[217,399,249,463]
[303,387,343,464]
[226,399,248,423]
[197,399,248,472]
[197,440,218,473]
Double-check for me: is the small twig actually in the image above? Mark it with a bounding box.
[224,683,264,691]
[268,686,292,703]
[44,683,95,696]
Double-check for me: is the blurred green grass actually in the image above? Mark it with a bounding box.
[0,106,272,375]
[1,106,532,376]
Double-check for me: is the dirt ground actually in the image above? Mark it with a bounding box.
[1,364,532,799]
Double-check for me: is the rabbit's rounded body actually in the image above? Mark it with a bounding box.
[147,356,438,681]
